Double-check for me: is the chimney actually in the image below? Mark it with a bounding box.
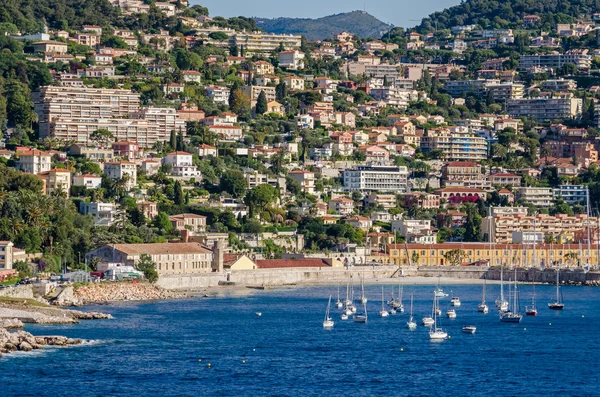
[212,240,224,272]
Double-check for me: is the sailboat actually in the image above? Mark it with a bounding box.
[323,296,334,328]
[525,281,538,316]
[335,284,343,309]
[434,276,448,298]
[429,293,448,340]
[395,283,405,312]
[359,273,368,304]
[548,268,565,310]
[354,301,368,323]
[495,266,509,312]
[450,291,461,307]
[407,295,417,330]
[380,286,389,317]
[342,280,353,317]
[478,277,489,313]
[500,270,523,323]
[422,292,436,326]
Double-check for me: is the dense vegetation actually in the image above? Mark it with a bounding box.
[255,11,392,40]
[417,0,600,32]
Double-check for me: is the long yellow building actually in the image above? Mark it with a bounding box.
[386,243,600,267]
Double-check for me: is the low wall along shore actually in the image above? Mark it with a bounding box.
[156,266,600,290]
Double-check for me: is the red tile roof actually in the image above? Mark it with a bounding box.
[255,259,331,269]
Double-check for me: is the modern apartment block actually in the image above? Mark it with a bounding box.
[33,86,184,146]
[343,166,409,193]
[231,32,301,54]
[515,187,554,207]
[507,96,582,121]
[421,133,488,161]
[519,51,592,71]
[553,185,588,203]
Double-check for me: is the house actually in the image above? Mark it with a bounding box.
[69,144,114,161]
[344,216,373,231]
[163,151,201,178]
[288,170,315,194]
[139,159,161,176]
[103,161,137,190]
[279,50,305,70]
[0,241,15,270]
[400,192,440,209]
[112,141,140,160]
[364,194,396,210]
[195,144,218,158]
[265,101,285,115]
[361,145,389,163]
[182,70,202,84]
[223,254,257,271]
[283,75,305,91]
[80,202,118,226]
[86,242,214,275]
[488,173,521,187]
[38,169,71,196]
[178,103,205,122]
[33,40,68,54]
[296,114,314,129]
[72,174,102,189]
[252,60,275,75]
[137,201,158,220]
[16,150,52,174]
[328,197,355,216]
[208,125,244,141]
[169,213,207,233]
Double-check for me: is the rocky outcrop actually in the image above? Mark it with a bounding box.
[53,286,84,306]
[0,328,83,357]
[0,319,24,329]
[72,282,186,304]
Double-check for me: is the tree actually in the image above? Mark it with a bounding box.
[170,130,177,150]
[154,212,173,233]
[220,170,247,198]
[444,249,464,266]
[90,129,114,147]
[255,90,268,115]
[13,260,31,277]
[173,181,184,205]
[135,254,158,283]
[230,88,251,116]
[244,184,278,217]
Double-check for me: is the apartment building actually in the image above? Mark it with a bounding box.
[0,241,15,270]
[162,151,200,178]
[488,173,522,187]
[542,78,577,91]
[80,202,119,226]
[103,161,137,190]
[553,184,588,203]
[69,144,114,161]
[241,85,276,102]
[279,50,305,70]
[400,192,440,209]
[231,32,301,54]
[169,213,207,233]
[288,170,315,194]
[343,166,409,193]
[244,170,286,194]
[328,197,355,216]
[515,187,554,207]
[205,86,230,105]
[73,174,102,189]
[16,150,52,175]
[441,161,482,181]
[507,97,583,121]
[421,133,488,161]
[483,213,598,243]
[519,51,592,71]
[363,194,396,210]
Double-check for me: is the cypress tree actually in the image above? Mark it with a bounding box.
[256,90,268,115]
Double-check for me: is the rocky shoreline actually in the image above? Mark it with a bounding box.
[0,328,85,358]
[69,282,187,305]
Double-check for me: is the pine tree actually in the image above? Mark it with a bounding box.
[256,90,268,115]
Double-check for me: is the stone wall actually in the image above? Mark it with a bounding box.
[0,285,34,299]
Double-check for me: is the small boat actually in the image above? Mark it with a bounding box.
[353,301,368,324]
[462,325,476,334]
[429,293,448,340]
[323,296,334,329]
[389,308,397,315]
[350,305,357,313]
[478,278,489,314]
[255,312,262,317]
[434,307,442,316]
[446,309,457,319]
[496,266,509,312]
[526,282,537,316]
[548,268,565,310]
[450,295,461,307]
[407,295,417,330]
[422,316,435,326]
[379,287,389,317]
[340,313,349,320]
[434,276,448,298]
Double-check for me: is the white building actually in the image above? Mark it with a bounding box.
[103,161,137,190]
[279,50,305,70]
[343,166,409,193]
[73,174,102,189]
[16,150,52,175]
[205,86,230,105]
[163,151,201,178]
[80,202,119,226]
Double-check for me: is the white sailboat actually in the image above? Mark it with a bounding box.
[548,268,565,310]
[422,292,436,326]
[323,296,334,328]
[396,283,405,312]
[335,284,343,309]
[434,276,448,298]
[500,269,523,323]
[478,277,489,313]
[354,301,368,323]
[380,286,389,317]
[495,266,509,312]
[429,293,448,340]
[407,295,417,330]
[525,281,537,316]
[359,273,368,304]
[343,279,353,316]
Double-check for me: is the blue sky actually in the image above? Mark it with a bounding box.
[190,0,462,28]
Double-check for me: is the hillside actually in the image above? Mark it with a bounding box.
[416,0,598,32]
[255,11,392,40]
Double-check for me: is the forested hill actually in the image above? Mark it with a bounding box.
[0,0,120,33]
[416,0,599,32]
[256,11,392,40]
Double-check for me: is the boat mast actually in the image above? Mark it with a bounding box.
[533,211,538,269]
[586,187,592,268]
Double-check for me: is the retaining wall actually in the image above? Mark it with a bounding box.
[0,285,34,299]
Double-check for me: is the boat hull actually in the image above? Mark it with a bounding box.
[548,303,564,310]
[499,315,523,323]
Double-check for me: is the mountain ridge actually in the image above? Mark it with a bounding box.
[255,10,392,40]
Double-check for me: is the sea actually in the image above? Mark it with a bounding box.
[1,283,599,397]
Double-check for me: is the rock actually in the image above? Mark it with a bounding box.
[4,342,17,352]
[19,341,33,351]
[0,319,24,329]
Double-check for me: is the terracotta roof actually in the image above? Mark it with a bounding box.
[169,213,207,220]
[167,151,192,155]
[112,242,211,255]
[255,259,331,269]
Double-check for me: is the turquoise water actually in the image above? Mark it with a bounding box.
[1,284,599,396]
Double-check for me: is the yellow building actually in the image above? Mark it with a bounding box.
[387,243,599,267]
[224,254,258,271]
